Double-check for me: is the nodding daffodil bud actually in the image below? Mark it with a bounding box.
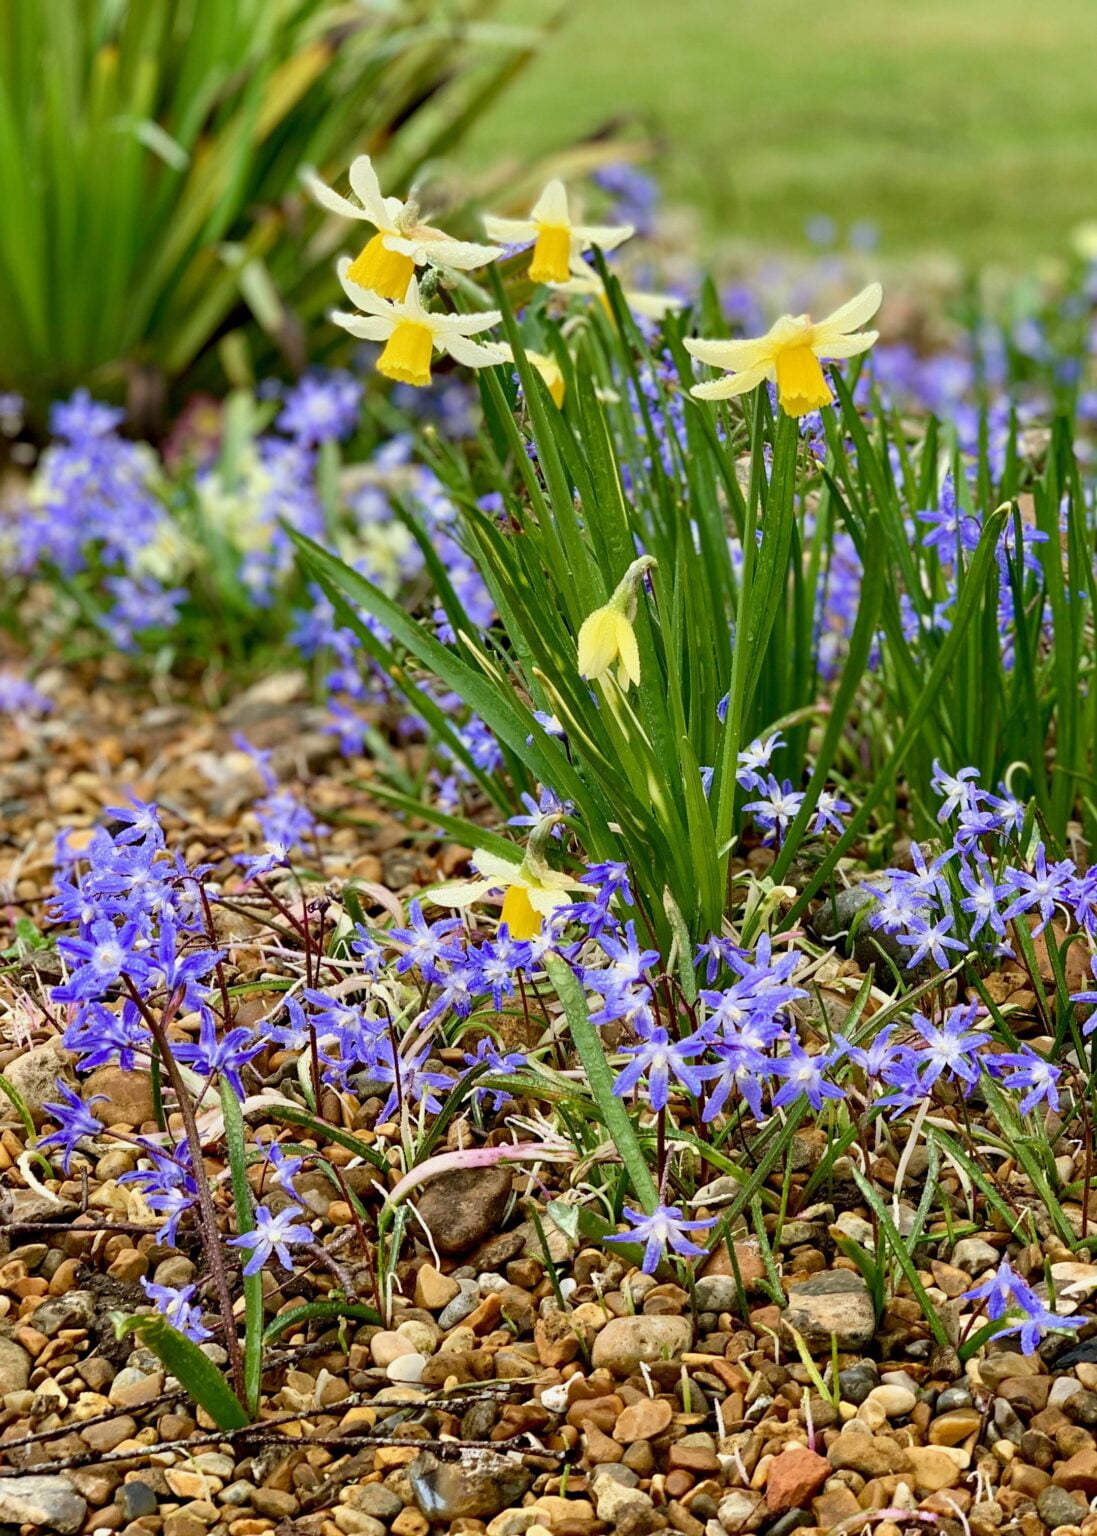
[577,556,657,690]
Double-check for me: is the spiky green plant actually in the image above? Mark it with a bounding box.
[0,0,550,426]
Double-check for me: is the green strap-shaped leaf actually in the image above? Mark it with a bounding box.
[545,953,658,1213]
[221,1081,264,1417]
[112,1311,249,1429]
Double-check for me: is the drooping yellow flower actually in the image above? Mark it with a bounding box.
[332,263,503,388]
[577,556,657,690]
[429,843,590,940]
[305,155,503,302]
[685,283,883,418]
[484,343,566,406]
[484,179,633,286]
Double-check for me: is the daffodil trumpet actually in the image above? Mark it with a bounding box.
[577,555,658,690]
[305,154,503,302]
[685,282,882,418]
[484,179,633,287]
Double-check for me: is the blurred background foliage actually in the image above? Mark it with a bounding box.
[7,0,1097,433]
[470,0,1097,268]
[0,0,557,430]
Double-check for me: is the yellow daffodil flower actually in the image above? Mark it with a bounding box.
[577,556,657,690]
[484,179,633,286]
[305,155,503,302]
[429,841,590,940]
[685,282,883,418]
[332,262,503,388]
[550,269,684,321]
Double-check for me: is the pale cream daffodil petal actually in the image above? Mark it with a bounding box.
[443,307,505,337]
[810,281,883,343]
[468,850,525,884]
[303,171,365,222]
[444,334,508,369]
[426,877,492,907]
[347,155,396,230]
[530,178,569,225]
[689,365,771,401]
[527,886,573,918]
[482,215,536,243]
[570,221,634,250]
[685,336,773,371]
[382,233,503,271]
[813,329,879,360]
[330,310,395,343]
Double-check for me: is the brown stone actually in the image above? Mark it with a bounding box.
[81,1416,138,1453]
[413,1166,513,1256]
[829,1431,910,1479]
[666,1500,705,1536]
[1009,1463,1051,1498]
[904,1447,961,1493]
[1053,1448,1097,1496]
[929,1261,972,1299]
[414,1264,460,1312]
[765,1447,830,1513]
[999,1376,1052,1414]
[535,1311,582,1369]
[614,1397,673,1442]
[464,1294,503,1335]
[979,1352,1041,1391]
[857,1476,901,1510]
[566,1395,624,1433]
[664,1470,694,1500]
[582,1420,623,1465]
[392,1509,429,1536]
[85,1066,156,1128]
[929,1409,981,1446]
[622,1441,655,1477]
[812,1487,861,1525]
[667,1445,720,1475]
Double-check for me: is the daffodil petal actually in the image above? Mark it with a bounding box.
[573,221,634,250]
[689,365,769,401]
[531,178,569,225]
[330,309,394,342]
[445,307,504,336]
[427,877,492,907]
[616,614,641,687]
[685,336,771,371]
[483,215,536,243]
[814,329,879,360]
[527,886,573,917]
[577,607,622,679]
[304,171,367,222]
[468,849,524,884]
[425,238,505,270]
[347,155,394,230]
[812,282,883,342]
[444,335,506,369]
[627,290,684,318]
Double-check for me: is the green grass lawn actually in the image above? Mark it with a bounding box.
[469,0,1097,265]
